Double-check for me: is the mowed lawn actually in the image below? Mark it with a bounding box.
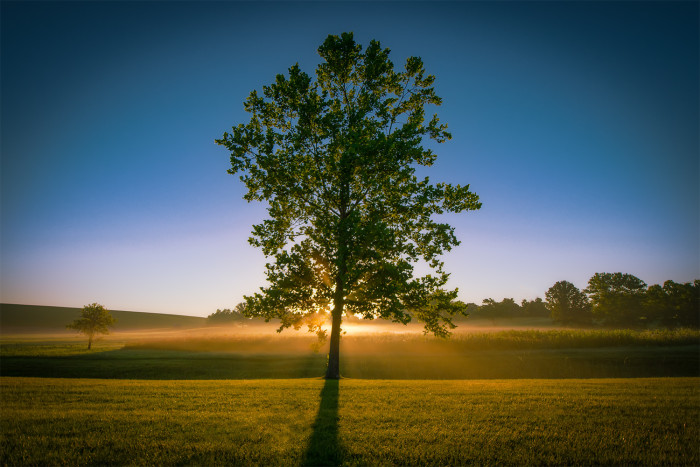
[1,377,698,466]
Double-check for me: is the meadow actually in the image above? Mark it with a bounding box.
[1,321,699,465]
[2,327,698,380]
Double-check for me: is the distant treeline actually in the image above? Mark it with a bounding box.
[209,273,699,330]
[206,303,249,324]
[462,273,699,329]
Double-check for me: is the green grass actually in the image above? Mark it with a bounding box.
[2,329,697,379]
[0,341,126,357]
[2,330,698,464]
[1,377,698,466]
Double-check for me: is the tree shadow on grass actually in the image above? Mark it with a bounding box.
[0,351,326,379]
[303,379,345,466]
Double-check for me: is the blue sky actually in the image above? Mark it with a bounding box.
[2,1,698,316]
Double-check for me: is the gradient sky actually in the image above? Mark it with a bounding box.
[2,1,698,316]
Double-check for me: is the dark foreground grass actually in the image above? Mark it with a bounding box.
[5,347,697,379]
[1,377,698,466]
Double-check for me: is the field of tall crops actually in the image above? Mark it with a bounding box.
[117,326,700,352]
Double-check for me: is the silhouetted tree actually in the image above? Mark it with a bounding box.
[645,280,700,328]
[545,281,591,325]
[520,298,549,318]
[207,302,247,324]
[450,301,477,322]
[478,297,521,323]
[497,298,521,318]
[66,303,116,349]
[216,32,480,379]
[585,273,647,327]
[478,298,498,324]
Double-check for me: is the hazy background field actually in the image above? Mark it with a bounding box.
[2,303,698,380]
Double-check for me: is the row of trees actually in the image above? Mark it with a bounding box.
[466,273,698,329]
[547,273,698,328]
[207,303,248,323]
[470,297,550,320]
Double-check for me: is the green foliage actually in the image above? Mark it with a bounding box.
[585,272,648,327]
[460,298,550,322]
[544,274,699,329]
[520,297,549,317]
[65,303,116,349]
[207,302,247,324]
[645,280,700,328]
[475,297,521,323]
[216,31,480,360]
[545,280,591,325]
[2,378,698,465]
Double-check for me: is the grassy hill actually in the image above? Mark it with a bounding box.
[0,303,206,332]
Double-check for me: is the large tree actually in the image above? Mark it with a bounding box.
[216,33,480,378]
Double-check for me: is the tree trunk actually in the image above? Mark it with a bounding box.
[325,302,343,379]
[87,335,92,350]
[327,163,349,379]
[326,251,346,379]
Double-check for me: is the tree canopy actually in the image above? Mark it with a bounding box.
[207,303,247,324]
[66,303,116,349]
[585,272,647,327]
[216,32,481,378]
[545,280,591,325]
[644,280,700,328]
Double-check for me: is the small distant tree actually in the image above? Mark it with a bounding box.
[66,303,116,349]
[545,281,591,325]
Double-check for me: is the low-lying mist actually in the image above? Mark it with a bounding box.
[122,323,700,356]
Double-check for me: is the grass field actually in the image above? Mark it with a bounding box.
[1,377,698,465]
[2,323,699,465]
[2,328,698,380]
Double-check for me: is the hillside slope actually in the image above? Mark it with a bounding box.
[0,303,206,332]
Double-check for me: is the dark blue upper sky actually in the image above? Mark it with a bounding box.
[2,1,698,315]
